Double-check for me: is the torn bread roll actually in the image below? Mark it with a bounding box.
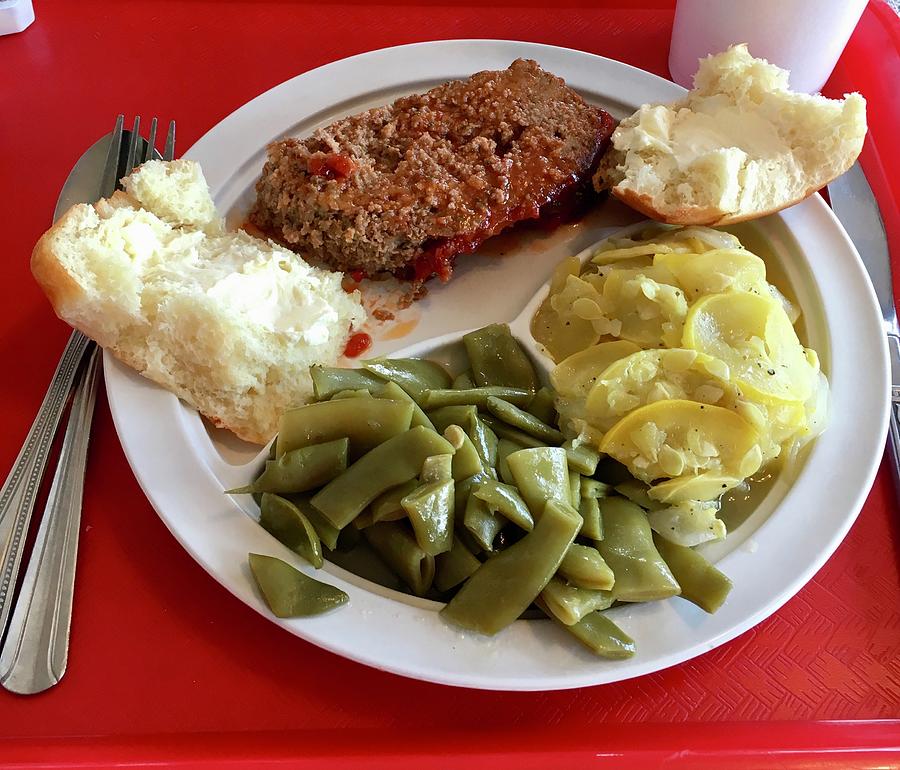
[31,160,365,444]
[594,44,867,225]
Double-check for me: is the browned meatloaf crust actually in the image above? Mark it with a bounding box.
[250,59,616,283]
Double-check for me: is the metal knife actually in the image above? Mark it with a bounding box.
[829,163,900,498]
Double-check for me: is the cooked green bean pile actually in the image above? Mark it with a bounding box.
[232,323,733,659]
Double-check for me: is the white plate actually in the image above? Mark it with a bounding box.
[104,40,889,690]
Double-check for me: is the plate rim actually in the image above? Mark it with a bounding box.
[103,39,890,691]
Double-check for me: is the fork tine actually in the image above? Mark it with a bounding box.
[163,120,176,161]
[99,115,125,199]
[143,117,158,163]
[123,116,142,182]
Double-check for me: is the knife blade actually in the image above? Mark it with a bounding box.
[829,162,900,497]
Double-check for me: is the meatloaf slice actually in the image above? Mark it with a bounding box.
[250,59,615,283]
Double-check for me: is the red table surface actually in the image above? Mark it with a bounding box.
[2,1,900,767]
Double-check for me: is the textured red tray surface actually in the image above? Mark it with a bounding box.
[2,1,899,767]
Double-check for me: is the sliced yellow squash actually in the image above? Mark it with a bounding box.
[600,267,687,348]
[585,348,737,432]
[646,499,726,546]
[599,400,761,485]
[734,398,808,463]
[647,473,745,504]
[682,291,816,404]
[531,261,599,362]
[654,248,767,298]
[591,242,674,265]
[550,340,642,399]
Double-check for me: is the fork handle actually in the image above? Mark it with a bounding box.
[0,346,100,694]
[0,330,92,641]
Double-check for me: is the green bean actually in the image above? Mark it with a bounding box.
[506,447,570,520]
[355,507,402,527]
[310,366,384,400]
[485,397,564,444]
[354,478,426,530]
[452,370,475,390]
[653,534,732,613]
[282,494,341,551]
[422,387,533,409]
[369,480,418,524]
[481,416,548,449]
[434,536,481,592]
[231,438,349,495]
[364,358,451,401]
[568,471,582,508]
[443,425,484,480]
[324,537,406,592]
[421,454,453,483]
[310,427,455,528]
[558,543,614,590]
[578,495,604,541]
[259,493,323,568]
[581,479,612,499]
[329,389,373,400]
[467,412,499,472]
[402,480,454,555]
[276,400,413,459]
[374,380,436,430]
[454,471,493,518]
[472,480,534,531]
[363,521,435,596]
[527,387,558,426]
[541,603,636,659]
[496,438,523,485]
[615,479,656,510]
[351,509,377,530]
[463,493,504,552]
[455,526,486,557]
[540,576,614,625]
[427,405,478,434]
[463,323,538,391]
[249,553,348,618]
[441,498,581,635]
[563,440,601,476]
[596,497,680,602]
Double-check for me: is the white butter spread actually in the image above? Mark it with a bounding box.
[207,257,338,345]
[628,103,789,170]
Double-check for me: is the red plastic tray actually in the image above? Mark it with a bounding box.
[2,2,899,767]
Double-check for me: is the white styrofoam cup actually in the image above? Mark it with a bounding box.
[668,0,868,93]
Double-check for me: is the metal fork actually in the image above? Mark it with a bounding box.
[0,117,175,694]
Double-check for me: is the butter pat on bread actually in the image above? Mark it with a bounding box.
[595,44,867,225]
[31,160,365,444]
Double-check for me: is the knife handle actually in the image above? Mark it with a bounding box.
[890,394,900,499]
[887,334,900,503]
